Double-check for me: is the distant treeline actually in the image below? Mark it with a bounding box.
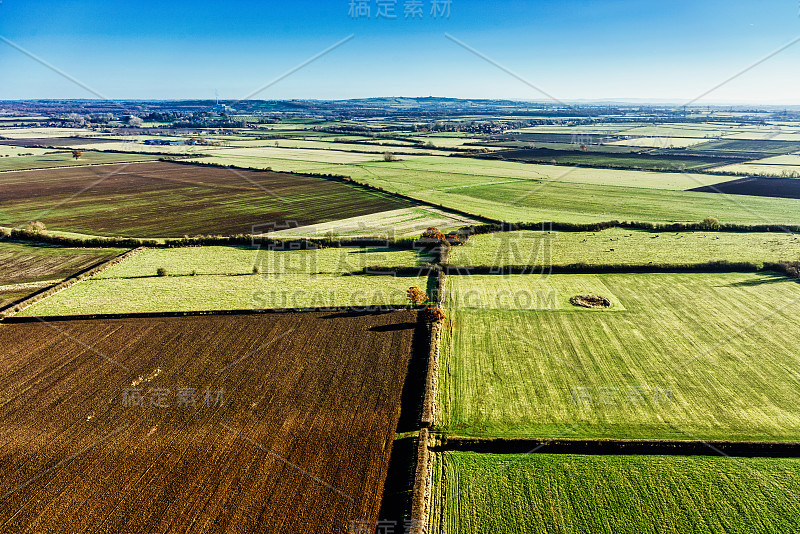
[358,261,800,277]
[0,227,420,250]
[5,220,799,252]
[459,220,800,235]
[442,261,764,275]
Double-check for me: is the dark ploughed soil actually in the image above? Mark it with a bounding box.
[690,177,800,200]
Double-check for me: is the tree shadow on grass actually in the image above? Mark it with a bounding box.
[724,273,793,287]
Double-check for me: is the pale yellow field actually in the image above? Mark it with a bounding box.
[0,146,50,156]
[608,137,710,148]
[225,138,454,155]
[0,127,98,138]
[508,125,628,134]
[211,146,383,163]
[406,136,496,148]
[71,141,225,154]
[616,125,725,138]
[740,154,800,165]
[710,162,800,177]
[270,207,480,238]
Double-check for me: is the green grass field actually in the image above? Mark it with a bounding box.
[448,228,800,267]
[429,452,800,534]
[438,272,800,440]
[18,246,432,315]
[89,245,432,277]
[227,138,453,155]
[193,154,729,190]
[440,178,800,224]
[212,146,384,163]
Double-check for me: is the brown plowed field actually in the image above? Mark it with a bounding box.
[0,311,422,533]
[0,161,414,237]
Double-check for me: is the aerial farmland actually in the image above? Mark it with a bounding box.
[3,100,800,534]
[3,2,800,532]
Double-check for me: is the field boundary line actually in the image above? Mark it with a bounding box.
[411,271,447,532]
[456,220,800,235]
[441,261,790,276]
[434,436,800,457]
[1,305,424,323]
[421,273,446,427]
[410,427,431,531]
[0,246,144,320]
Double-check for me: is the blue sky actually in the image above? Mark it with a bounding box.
[0,0,799,103]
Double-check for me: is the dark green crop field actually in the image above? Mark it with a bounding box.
[0,161,415,237]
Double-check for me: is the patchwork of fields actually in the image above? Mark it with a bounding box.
[193,155,800,225]
[0,311,421,533]
[4,116,800,532]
